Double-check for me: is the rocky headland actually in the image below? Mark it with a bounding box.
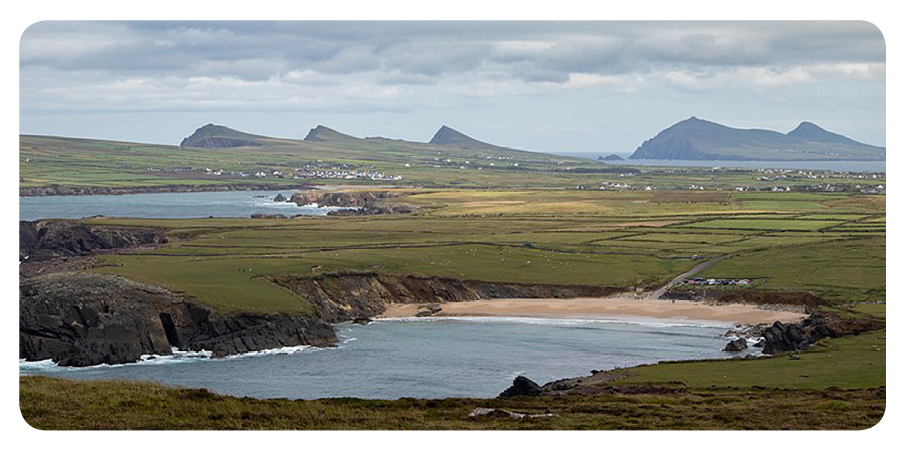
[19,272,337,367]
[287,190,417,215]
[20,220,168,263]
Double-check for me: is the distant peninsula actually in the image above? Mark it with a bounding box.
[629,117,885,161]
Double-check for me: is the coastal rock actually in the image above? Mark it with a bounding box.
[761,314,884,355]
[273,193,288,202]
[723,338,748,352]
[762,322,809,354]
[415,303,442,317]
[498,375,542,398]
[20,272,337,367]
[20,220,167,263]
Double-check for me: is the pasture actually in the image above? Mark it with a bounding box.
[87,190,886,315]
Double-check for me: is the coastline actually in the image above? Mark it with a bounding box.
[379,296,807,326]
[19,182,308,197]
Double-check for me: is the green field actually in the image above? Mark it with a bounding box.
[80,189,886,315]
[619,331,886,389]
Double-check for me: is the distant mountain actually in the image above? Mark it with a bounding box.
[629,117,885,161]
[303,125,361,143]
[598,154,625,161]
[180,124,265,148]
[429,125,503,150]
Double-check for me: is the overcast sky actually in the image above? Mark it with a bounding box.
[19,21,886,152]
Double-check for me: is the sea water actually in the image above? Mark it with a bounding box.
[18,190,347,221]
[19,317,757,400]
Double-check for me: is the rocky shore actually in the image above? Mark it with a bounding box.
[20,220,168,263]
[19,272,337,367]
[496,312,886,398]
[287,190,417,215]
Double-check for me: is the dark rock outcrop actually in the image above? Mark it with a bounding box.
[20,220,167,262]
[498,376,542,398]
[289,190,400,207]
[723,338,748,352]
[273,193,288,202]
[761,314,885,354]
[20,272,337,367]
[289,190,417,215]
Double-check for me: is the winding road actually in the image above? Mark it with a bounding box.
[648,255,731,300]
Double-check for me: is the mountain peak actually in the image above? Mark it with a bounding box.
[786,121,867,147]
[303,125,358,142]
[429,125,499,149]
[180,124,262,148]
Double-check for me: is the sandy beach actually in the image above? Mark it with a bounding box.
[379,296,807,326]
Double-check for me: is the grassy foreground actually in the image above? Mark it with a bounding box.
[19,376,884,430]
[20,331,886,430]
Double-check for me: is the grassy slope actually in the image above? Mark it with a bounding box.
[618,331,886,389]
[20,375,884,430]
[20,134,885,190]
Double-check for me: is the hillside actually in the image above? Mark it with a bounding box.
[179,124,270,148]
[630,117,885,161]
[20,124,592,191]
[429,125,505,150]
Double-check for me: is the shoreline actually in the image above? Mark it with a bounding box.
[19,183,308,197]
[379,296,807,327]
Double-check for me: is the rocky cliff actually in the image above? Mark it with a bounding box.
[272,272,623,323]
[289,190,400,207]
[20,220,168,262]
[289,190,415,215]
[20,272,337,367]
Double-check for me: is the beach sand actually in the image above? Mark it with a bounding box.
[379,296,806,326]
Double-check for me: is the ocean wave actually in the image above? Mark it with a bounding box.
[373,315,731,330]
[19,344,327,372]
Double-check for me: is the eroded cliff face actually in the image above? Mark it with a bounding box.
[20,220,168,262]
[19,272,337,367]
[289,190,399,207]
[271,272,624,323]
[288,190,416,215]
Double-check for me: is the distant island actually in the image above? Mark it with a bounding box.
[630,117,885,161]
[598,154,625,161]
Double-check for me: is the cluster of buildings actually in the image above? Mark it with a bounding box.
[145,164,402,181]
[596,181,657,191]
[290,169,402,181]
